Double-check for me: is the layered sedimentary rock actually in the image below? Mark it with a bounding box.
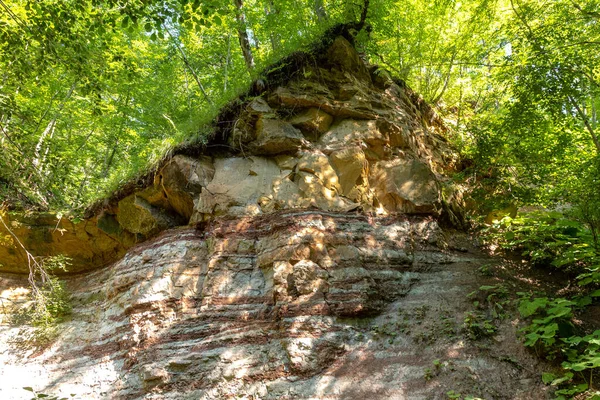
[0,213,547,399]
[0,35,545,400]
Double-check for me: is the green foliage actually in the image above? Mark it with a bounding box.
[519,297,576,352]
[516,294,600,399]
[483,212,600,286]
[463,310,497,340]
[463,284,511,340]
[13,255,72,347]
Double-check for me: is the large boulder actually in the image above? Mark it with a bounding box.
[289,108,333,140]
[156,155,215,220]
[320,119,387,149]
[116,195,183,236]
[329,146,369,201]
[250,116,308,155]
[297,151,341,192]
[326,36,372,83]
[192,157,281,220]
[296,172,358,212]
[370,159,441,213]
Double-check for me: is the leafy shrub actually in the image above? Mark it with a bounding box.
[518,294,600,399]
[482,212,600,286]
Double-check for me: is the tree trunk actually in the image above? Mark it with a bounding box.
[224,34,231,92]
[234,0,255,72]
[265,1,280,52]
[163,25,213,106]
[314,0,327,21]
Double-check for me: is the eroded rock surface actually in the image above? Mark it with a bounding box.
[0,213,548,399]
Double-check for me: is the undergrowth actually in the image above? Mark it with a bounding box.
[482,211,600,399]
[11,255,72,348]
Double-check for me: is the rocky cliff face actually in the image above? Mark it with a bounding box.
[0,36,547,399]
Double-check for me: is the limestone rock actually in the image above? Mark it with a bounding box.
[296,172,358,212]
[156,155,215,220]
[271,172,310,210]
[192,157,280,219]
[320,119,387,150]
[247,97,274,114]
[370,159,441,213]
[289,108,333,140]
[326,36,372,83]
[117,194,182,236]
[274,154,299,170]
[0,212,132,274]
[0,213,547,400]
[297,151,341,192]
[290,260,328,295]
[269,86,378,120]
[250,116,308,155]
[329,146,368,200]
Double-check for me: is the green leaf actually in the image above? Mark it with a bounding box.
[23,387,34,392]
[541,372,556,384]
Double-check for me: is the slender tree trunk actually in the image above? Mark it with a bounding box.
[234,0,255,72]
[224,34,231,92]
[431,47,457,104]
[457,66,464,131]
[265,1,280,52]
[33,119,55,169]
[568,94,600,153]
[314,0,328,21]
[163,25,213,106]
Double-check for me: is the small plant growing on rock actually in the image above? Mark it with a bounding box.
[1,211,72,347]
[12,255,72,347]
[463,311,497,340]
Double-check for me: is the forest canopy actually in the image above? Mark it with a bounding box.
[0,0,598,214]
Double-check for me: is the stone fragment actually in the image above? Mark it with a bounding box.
[291,260,328,295]
[326,36,372,83]
[192,157,281,219]
[289,108,333,140]
[297,151,341,192]
[156,155,215,220]
[377,119,412,149]
[296,172,358,212]
[319,119,387,150]
[370,159,441,214]
[271,172,310,210]
[250,116,307,155]
[141,365,168,389]
[274,155,298,170]
[246,97,273,114]
[268,86,378,120]
[117,195,182,236]
[329,146,368,199]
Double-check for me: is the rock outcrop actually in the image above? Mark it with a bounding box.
[0,35,545,400]
[0,36,461,275]
[0,213,548,399]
